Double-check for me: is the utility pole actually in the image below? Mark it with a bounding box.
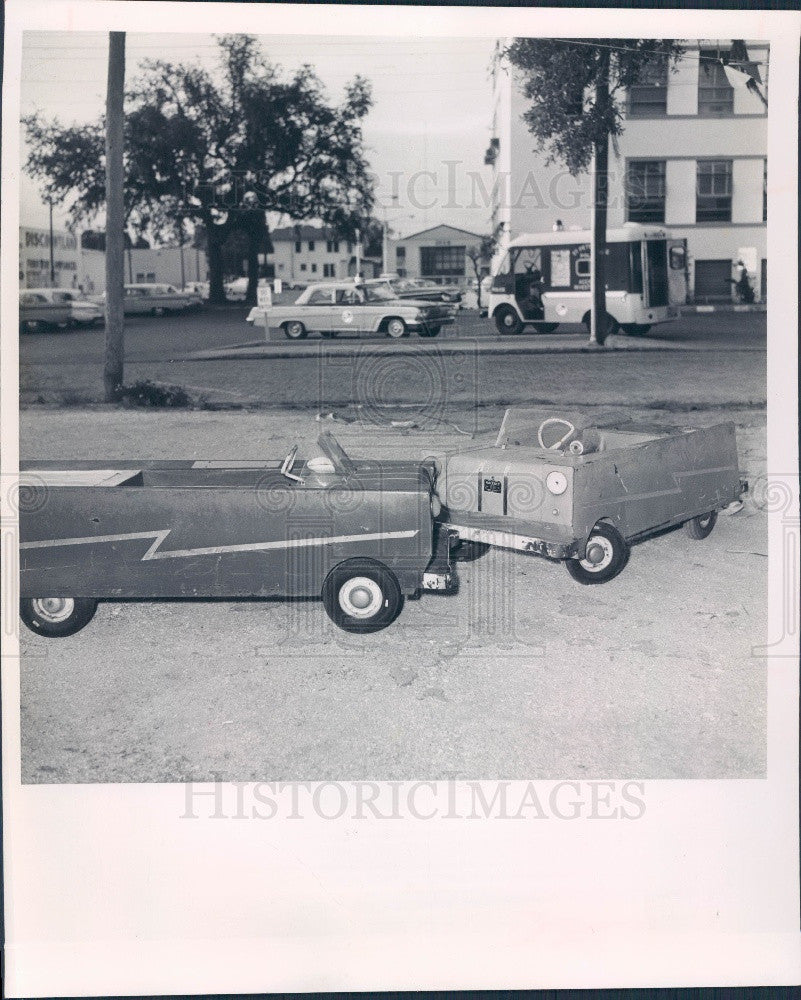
[103,31,126,401]
[589,45,610,347]
[48,199,56,287]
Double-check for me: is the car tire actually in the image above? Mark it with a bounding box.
[21,320,44,334]
[685,511,717,539]
[386,317,407,339]
[565,522,629,585]
[321,558,404,633]
[494,306,523,335]
[20,597,98,638]
[418,325,440,338]
[283,321,307,340]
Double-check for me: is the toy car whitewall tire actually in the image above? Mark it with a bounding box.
[20,597,98,638]
[322,558,403,633]
[565,523,628,585]
[284,321,307,340]
[685,511,717,539]
[386,318,407,339]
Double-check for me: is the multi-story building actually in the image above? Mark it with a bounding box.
[268,224,381,283]
[387,224,488,286]
[488,40,768,302]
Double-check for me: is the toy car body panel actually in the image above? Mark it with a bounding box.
[19,433,455,634]
[439,409,746,566]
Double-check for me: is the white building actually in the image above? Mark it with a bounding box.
[387,224,488,286]
[489,40,768,302]
[19,226,81,288]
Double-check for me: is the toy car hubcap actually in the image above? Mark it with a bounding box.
[32,597,75,623]
[580,537,613,572]
[338,577,384,619]
[387,320,404,338]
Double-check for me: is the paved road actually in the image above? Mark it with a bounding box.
[20,309,766,409]
[18,406,766,784]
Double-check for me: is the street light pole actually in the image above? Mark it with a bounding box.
[48,199,55,287]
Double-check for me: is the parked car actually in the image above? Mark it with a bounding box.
[18,432,456,637]
[438,408,747,585]
[374,276,463,304]
[105,284,203,316]
[251,280,455,339]
[20,288,103,332]
[182,281,209,299]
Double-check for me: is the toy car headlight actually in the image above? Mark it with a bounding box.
[546,471,568,495]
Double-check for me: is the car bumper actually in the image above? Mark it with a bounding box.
[408,315,455,331]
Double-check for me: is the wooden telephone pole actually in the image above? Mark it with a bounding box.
[103,32,126,401]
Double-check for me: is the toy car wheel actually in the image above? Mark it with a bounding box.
[565,523,628,585]
[322,558,403,633]
[685,511,717,539]
[20,597,97,638]
[494,306,523,335]
[283,321,307,340]
[386,317,407,339]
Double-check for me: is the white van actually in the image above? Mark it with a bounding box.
[488,223,687,336]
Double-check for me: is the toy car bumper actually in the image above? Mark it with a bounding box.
[421,526,458,591]
[440,520,579,560]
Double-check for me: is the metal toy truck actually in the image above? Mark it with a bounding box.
[437,409,747,583]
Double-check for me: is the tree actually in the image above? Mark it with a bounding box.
[506,38,684,344]
[466,235,497,308]
[24,34,375,305]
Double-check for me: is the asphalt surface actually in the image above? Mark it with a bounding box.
[20,308,766,409]
[18,404,767,784]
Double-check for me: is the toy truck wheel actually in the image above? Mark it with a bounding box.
[565,523,628,585]
[20,597,97,638]
[322,559,403,633]
[283,321,307,340]
[685,511,717,539]
[494,306,523,335]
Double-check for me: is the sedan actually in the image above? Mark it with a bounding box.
[249,280,455,339]
[20,288,103,332]
[111,284,203,316]
[375,277,463,304]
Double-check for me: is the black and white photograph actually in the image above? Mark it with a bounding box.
[1,1,799,995]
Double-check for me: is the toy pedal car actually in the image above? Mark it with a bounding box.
[18,432,456,638]
[437,409,747,584]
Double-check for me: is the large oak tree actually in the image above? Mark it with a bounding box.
[24,34,375,304]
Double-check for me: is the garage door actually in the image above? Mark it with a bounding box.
[693,259,731,302]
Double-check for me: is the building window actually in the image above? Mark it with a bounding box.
[323,263,335,277]
[696,160,732,222]
[626,160,666,222]
[698,49,734,116]
[420,245,466,278]
[311,263,317,273]
[294,241,301,253]
[326,240,340,253]
[396,246,406,265]
[308,241,315,251]
[300,263,307,272]
[628,56,668,117]
[763,159,767,222]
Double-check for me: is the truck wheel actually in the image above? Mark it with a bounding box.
[494,306,522,335]
[582,311,619,341]
[283,321,307,340]
[322,558,403,633]
[685,511,717,539]
[20,597,97,638]
[386,317,407,339]
[565,523,628,585]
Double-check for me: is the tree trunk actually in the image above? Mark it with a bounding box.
[205,219,227,305]
[103,32,126,401]
[245,229,261,306]
[589,47,610,347]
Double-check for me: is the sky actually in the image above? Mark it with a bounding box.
[20,31,498,239]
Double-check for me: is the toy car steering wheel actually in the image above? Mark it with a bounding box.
[537,417,576,451]
[280,445,303,482]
